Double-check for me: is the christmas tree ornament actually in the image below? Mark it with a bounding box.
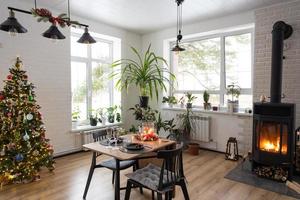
[7,112,12,117]
[0,94,4,100]
[26,113,33,121]
[7,75,13,80]
[0,148,5,156]
[15,153,24,162]
[23,131,30,141]
[32,150,39,156]
[7,143,16,151]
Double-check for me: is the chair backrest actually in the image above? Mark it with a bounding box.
[157,143,184,190]
[92,129,107,142]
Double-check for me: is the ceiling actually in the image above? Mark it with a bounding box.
[23,0,291,34]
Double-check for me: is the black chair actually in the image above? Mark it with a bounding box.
[124,143,189,200]
[83,129,138,199]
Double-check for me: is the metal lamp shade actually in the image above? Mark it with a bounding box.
[77,28,96,44]
[42,25,65,40]
[0,11,27,33]
[171,44,185,52]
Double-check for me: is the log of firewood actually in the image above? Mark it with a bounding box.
[286,181,300,194]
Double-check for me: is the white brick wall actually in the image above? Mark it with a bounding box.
[254,0,300,127]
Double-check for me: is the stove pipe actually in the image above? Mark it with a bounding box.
[270,21,293,103]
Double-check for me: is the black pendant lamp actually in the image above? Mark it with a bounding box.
[77,27,96,44]
[42,24,65,40]
[0,10,27,35]
[172,0,185,52]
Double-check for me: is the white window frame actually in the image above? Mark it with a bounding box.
[71,32,115,120]
[169,28,254,107]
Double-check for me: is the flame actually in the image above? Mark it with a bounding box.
[260,137,287,154]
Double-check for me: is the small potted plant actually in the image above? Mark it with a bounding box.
[226,83,241,113]
[162,96,177,107]
[185,92,197,109]
[97,108,106,125]
[89,110,98,126]
[71,110,80,128]
[203,90,211,110]
[107,105,117,123]
[179,96,185,108]
[116,106,122,122]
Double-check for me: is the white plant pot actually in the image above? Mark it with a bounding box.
[101,117,106,125]
[72,121,78,129]
[227,100,239,113]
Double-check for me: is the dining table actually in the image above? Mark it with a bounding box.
[82,134,176,200]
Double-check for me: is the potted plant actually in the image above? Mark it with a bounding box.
[111,44,175,108]
[106,105,117,123]
[226,83,241,113]
[162,96,177,107]
[179,96,185,108]
[97,108,106,125]
[71,110,80,128]
[116,106,121,122]
[185,92,197,108]
[203,90,211,110]
[89,109,98,126]
[129,104,158,122]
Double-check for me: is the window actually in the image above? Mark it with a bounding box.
[171,30,253,108]
[71,30,121,120]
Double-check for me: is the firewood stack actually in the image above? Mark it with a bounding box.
[254,166,288,182]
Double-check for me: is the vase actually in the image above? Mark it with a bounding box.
[188,142,199,155]
[203,103,211,110]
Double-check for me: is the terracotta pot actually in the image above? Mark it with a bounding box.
[188,142,199,155]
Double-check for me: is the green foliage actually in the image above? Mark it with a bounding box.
[162,96,177,104]
[0,58,54,185]
[185,92,197,103]
[226,83,241,101]
[111,44,175,100]
[203,90,210,103]
[129,104,158,122]
[71,110,80,121]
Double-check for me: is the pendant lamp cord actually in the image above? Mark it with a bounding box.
[34,0,37,9]
[68,0,70,20]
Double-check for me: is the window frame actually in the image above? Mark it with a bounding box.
[71,32,115,120]
[169,28,254,108]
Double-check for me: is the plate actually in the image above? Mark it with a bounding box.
[124,143,144,151]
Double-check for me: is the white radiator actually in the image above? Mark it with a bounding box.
[190,115,211,142]
[82,132,94,145]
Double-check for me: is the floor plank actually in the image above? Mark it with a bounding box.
[0,150,296,200]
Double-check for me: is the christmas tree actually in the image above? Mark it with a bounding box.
[0,58,54,186]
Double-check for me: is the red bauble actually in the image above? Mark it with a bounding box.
[7,75,13,80]
[23,75,28,80]
[0,94,4,100]
[7,112,12,117]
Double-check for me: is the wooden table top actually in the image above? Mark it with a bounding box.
[82,134,176,160]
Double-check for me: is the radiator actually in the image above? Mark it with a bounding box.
[82,132,94,145]
[190,115,211,142]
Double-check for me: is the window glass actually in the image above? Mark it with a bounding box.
[173,38,221,91]
[91,62,110,111]
[71,36,87,57]
[225,33,252,88]
[92,41,111,61]
[71,61,87,120]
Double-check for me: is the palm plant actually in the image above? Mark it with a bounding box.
[111,44,175,107]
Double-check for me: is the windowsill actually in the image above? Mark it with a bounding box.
[161,105,253,117]
[71,122,123,133]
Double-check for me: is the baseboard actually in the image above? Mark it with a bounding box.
[53,148,83,158]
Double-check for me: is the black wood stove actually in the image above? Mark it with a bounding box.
[252,21,295,179]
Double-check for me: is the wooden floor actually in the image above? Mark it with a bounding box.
[0,150,296,200]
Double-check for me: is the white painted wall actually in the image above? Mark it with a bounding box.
[0,0,142,155]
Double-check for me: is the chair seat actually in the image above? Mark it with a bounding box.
[99,159,136,170]
[126,163,172,191]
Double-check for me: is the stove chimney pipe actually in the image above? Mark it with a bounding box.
[270,21,293,103]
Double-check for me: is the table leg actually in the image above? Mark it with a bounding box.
[115,159,120,200]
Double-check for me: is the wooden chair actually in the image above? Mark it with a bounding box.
[124,143,189,200]
[83,129,138,199]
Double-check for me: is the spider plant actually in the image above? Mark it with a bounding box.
[111,44,175,106]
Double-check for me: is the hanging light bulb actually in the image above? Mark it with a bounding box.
[0,10,27,36]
